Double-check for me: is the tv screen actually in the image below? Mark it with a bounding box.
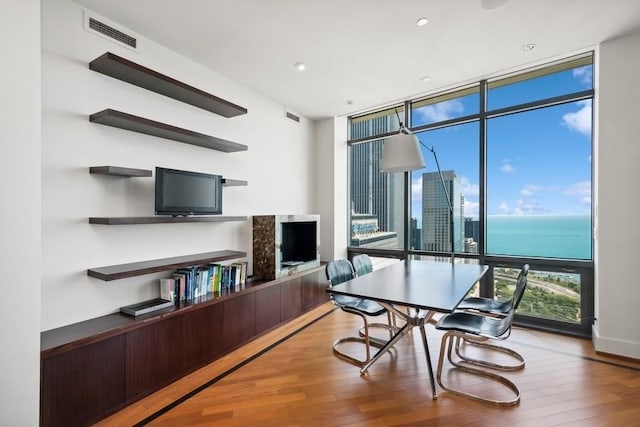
[280,221,317,266]
[155,167,222,215]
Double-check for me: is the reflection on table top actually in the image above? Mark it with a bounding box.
[328,260,489,312]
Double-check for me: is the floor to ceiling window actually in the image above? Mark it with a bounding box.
[349,107,405,251]
[484,56,593,330]
[485,58,593,261]
[347,53,594,337]
[409,87,480,256]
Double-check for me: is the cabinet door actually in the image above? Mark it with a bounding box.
[302,268,329,311]
[255,285,282,335]
[280,276,302,322]
[222,292,256,351]
[181,302,225,369]
[41,335,125,427]
[125,316,181,400]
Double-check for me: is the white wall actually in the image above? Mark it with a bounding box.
[316,117,348,262]
[0,1,42,424]
[594,30,640,359]
[41,0,317,330]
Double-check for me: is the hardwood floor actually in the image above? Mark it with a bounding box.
[94,303,640,426]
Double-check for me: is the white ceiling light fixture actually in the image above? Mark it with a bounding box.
[380,132,425,173]
[522,43,537,51]
[416,17,428,26]
[480,0,509,10]
[294,62,306,71]
[420,76,431,83]
[380,110,425,173]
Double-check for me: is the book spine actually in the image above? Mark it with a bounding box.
[207,264,214,294]
[159,278,174,302]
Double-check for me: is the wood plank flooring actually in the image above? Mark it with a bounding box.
[94,303,640,426]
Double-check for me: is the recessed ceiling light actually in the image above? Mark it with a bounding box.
[522,43,537,51]
[294,62,306,71]
[420,76,431,83]
[416,17,428,26]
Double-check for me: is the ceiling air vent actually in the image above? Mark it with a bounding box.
[285,110,300,123]
[83,11,138,51]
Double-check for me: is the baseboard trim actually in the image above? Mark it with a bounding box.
[592,325,640,360]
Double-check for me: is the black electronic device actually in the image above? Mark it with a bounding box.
[280,220,317,266]
[120,298,174,316]
[155,167,222,215]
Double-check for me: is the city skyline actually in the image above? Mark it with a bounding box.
[410,64,593,222]
[348,60,593,260]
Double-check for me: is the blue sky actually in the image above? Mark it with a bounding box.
[410,65,593,221]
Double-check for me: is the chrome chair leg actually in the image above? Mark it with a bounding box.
[437,330,521,406]
[453,336,525,371]
[333,311,385,367]
[358,311,397,345]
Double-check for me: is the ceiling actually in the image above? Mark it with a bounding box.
[74,0,640,120]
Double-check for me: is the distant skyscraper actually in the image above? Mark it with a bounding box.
[422,170,465,253]
[465,217,480,248]
[410,217,422,250]
[350,115,404,247]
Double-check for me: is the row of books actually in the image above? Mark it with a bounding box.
[159,261,248,303]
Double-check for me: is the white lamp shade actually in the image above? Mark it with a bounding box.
[380,133,426,173]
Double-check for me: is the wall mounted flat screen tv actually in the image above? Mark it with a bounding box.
[155,167,222,216]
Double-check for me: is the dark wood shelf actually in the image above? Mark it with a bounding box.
[89,52,247,118]
[89,216,247,225]
[90,109,247,153]
[89,166,152,177]
[87,249,247,281]
[222,178,248,187]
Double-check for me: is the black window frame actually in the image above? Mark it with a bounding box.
[347,53,595,338]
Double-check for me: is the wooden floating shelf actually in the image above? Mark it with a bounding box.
[89,52,247,118]
[89,166,152,177]
[90,109,247,153]
[89,216,247,225]
[87,249,247,281]
[222,178,248,187]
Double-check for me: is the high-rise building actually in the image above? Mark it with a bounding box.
[422,170,465,253]
[410,217,422,250]
[349,115,404,247]
[464,217,480,253]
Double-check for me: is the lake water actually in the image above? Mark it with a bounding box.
[486,215,592,260]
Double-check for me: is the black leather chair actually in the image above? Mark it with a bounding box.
[326,259,390,367]
[434,264,529,406]
[351,254,399,337]
[452,264,529,372]
[352,253,373,276]
[457,264,530,317]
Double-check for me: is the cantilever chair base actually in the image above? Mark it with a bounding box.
[437,330,521,406]
[327,257,393,368]
[333,336,385,367]
[333,304,389,367]
[358,312,397,343]
[454,336,524,371]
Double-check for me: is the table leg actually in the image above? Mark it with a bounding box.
[419,323,438,399]
[360,322,412,375]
